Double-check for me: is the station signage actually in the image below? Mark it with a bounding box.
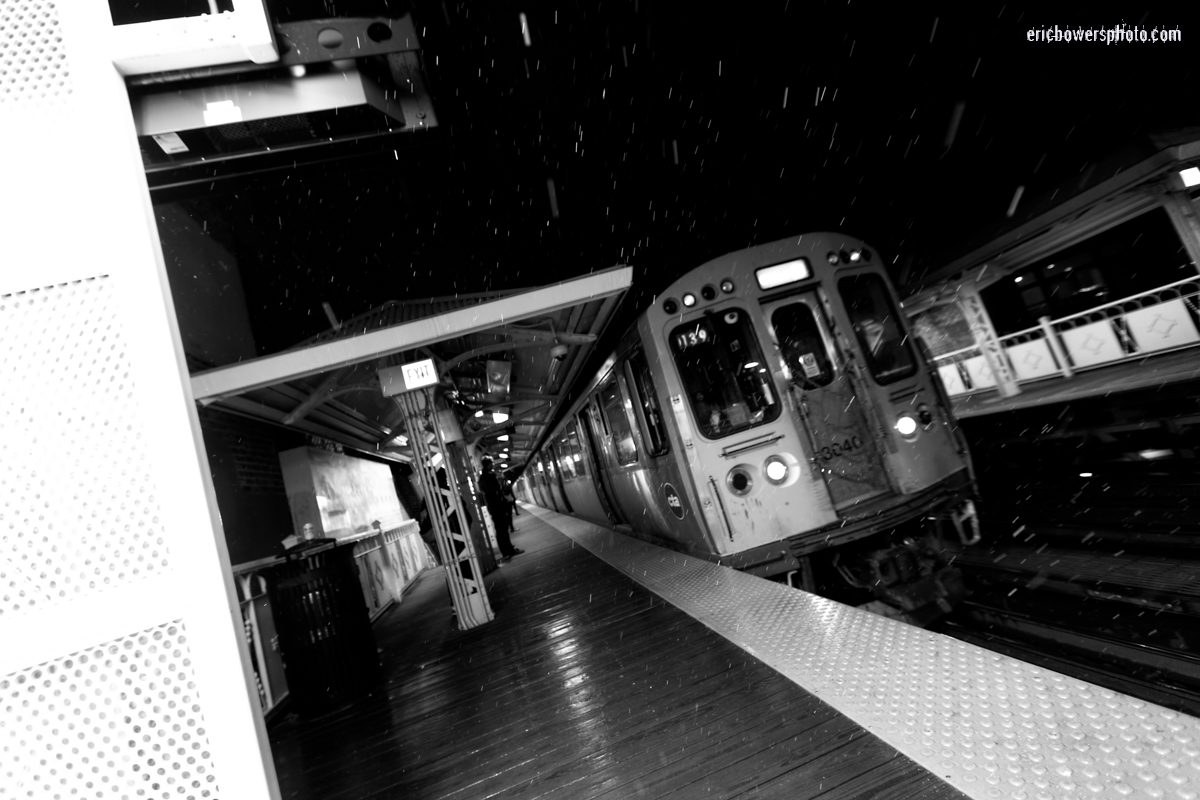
[379,358,438,396]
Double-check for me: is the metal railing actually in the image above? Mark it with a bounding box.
[929,276,1200,396]
[349,520,431,620]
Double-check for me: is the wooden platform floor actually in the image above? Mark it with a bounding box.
[268,512,969,800]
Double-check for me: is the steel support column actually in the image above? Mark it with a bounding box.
[394,389,494,629]
[956,280,1021,398]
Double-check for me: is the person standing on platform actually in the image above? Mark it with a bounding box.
[479,457,521,559]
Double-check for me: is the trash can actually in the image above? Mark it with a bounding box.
[265,541,380,717]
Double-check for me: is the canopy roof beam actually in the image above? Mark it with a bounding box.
[190,266,632,402]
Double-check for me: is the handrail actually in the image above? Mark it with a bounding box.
[923,275,1200,397]
[930,278,1200,364]
[1042,275,1198,326]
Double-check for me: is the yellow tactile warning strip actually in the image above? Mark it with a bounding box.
[525,506,1200,800]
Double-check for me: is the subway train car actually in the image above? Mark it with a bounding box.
[517,233,980,624]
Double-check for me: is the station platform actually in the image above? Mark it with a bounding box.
[949,346,1200,418]
[268,506,1199,800]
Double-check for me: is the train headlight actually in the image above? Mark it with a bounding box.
[764,456,788,484]
[826,251,840,265]
[701,285,717,301]
[894,414,919,438]
[727,467,753,496]
[682,292,697,308]
[720,279,735,293]
[849,249,862,263]
[663,298,679,314]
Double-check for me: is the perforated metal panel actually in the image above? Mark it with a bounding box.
[0,620,220,799]
[533,508,1200,800]
[2,1,278,795]
[0,0,73,108]
[1,278,171,618]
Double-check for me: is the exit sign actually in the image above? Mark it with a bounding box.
[379,359,438,396]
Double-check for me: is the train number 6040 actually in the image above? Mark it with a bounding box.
[820,435,863,461]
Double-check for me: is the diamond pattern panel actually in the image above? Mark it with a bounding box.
[0,0,73,109]
[0,620,220,799]
[1,278,171,618]
[531,508,1200,800]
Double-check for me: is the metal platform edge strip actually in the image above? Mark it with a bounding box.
[523,506,1200,800]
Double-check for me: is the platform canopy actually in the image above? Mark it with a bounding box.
[903,128,1200,309]
[190,266,632,470]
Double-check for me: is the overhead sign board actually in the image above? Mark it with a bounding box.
[379,359,438,396]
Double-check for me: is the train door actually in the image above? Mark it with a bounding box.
[531,458,550,508]
[583,395,629,526]
[548,442,574,513]
[762,293,891,509]
[561,417,609,524]
[539,452,559,512]
[576,407,623,524]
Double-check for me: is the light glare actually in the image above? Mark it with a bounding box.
[765,459,788,482]
[756,258,812,289]
[1180,167,1200,188]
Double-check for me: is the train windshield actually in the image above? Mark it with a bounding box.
[838,273,917,385]
[670,308,781,439]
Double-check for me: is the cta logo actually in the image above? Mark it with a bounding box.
[663,483,686,520]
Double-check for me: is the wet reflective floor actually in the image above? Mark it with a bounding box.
[268,510,966,799]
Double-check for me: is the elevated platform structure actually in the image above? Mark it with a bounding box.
[900,129,1200,418]
[947,345,1200,419]
[269,504,1199,800]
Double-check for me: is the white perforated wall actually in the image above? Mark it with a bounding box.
[0,0,73,108]
[1,278,171,618]
[0,621,220,799]
[1,0,278,796]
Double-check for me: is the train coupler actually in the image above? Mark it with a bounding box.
[835,542,969,626]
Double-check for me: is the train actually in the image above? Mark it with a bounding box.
[514,232,980,625]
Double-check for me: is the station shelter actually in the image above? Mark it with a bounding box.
[900,130,1200,416]
[0,3,629,797]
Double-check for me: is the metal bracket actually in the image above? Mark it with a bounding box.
[950,499,982,546]
[275,16,421,66]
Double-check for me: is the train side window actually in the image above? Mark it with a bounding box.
[567,424,587,476]
[593,396,610,436]
[625,349,669,457]
[838,273,917,385]
[556,437,576,479]
[599,375,639,465]
[669,308,781,439]
[771,303,835,390]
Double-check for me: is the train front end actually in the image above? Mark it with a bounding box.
[644,233,978,624]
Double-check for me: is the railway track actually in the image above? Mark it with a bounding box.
[935,610,1200,718]
[937,516,1200,717]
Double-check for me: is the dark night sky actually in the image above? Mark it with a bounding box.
[166,0,1198,357]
